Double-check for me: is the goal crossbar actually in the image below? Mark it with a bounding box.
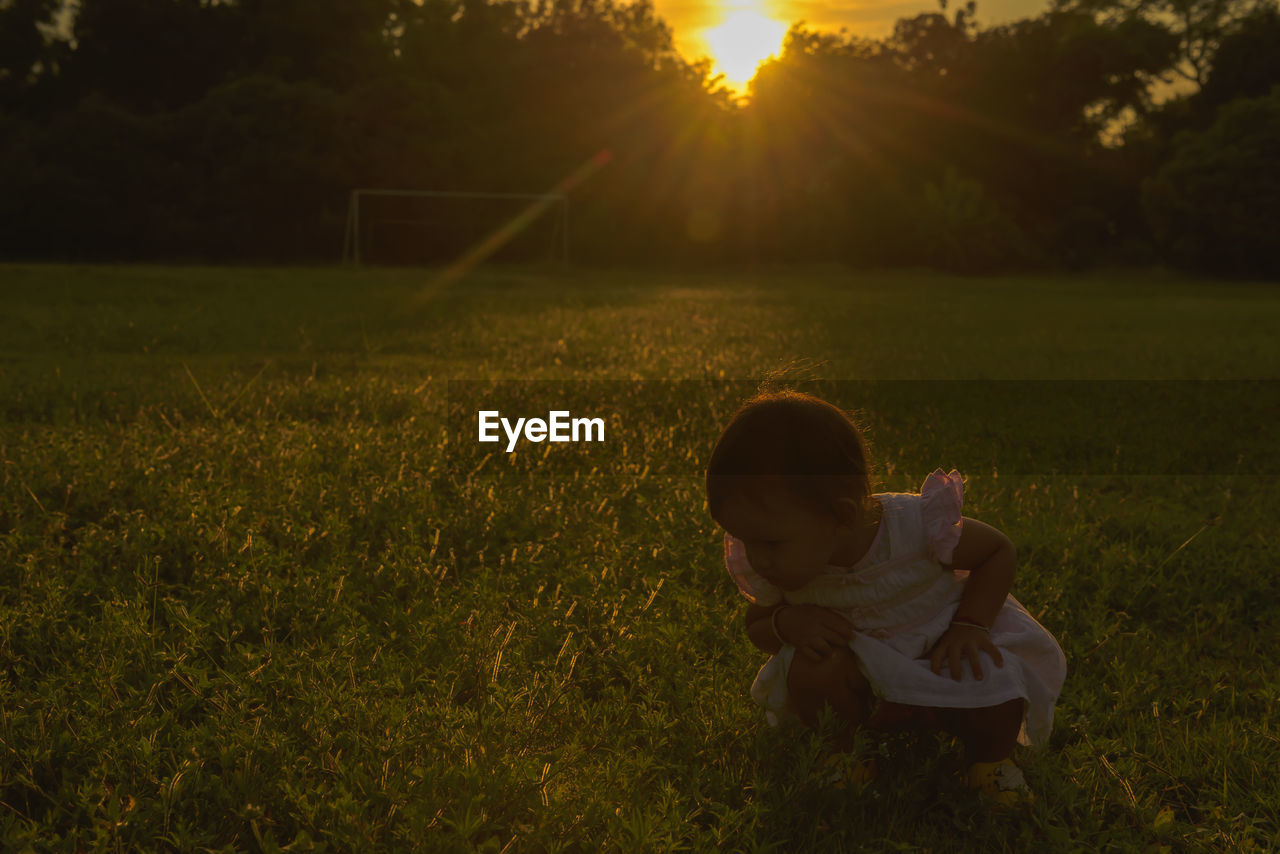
[342,188,569,266]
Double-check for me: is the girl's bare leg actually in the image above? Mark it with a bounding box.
[786,646,871,751]
[938,699,1025,763]
[786,650,1025,762]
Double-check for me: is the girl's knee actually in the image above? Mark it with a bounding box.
[939,699,1025,743]
[788,645,861,690]
[787,646,868,724]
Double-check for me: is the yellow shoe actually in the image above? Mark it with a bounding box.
[822,753,879,787]
[965,759,1034,806]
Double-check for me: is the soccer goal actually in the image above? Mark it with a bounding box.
[341,189,570,267]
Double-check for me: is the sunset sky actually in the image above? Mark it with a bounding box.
[660,0,1055,88]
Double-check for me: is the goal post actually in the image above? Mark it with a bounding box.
[342,188,570,267]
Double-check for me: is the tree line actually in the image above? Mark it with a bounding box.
[1,0,1278,275]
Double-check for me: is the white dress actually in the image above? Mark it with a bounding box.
[726,469,1067,748]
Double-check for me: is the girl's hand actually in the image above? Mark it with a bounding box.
[775,605,855,661]
[928,624,1004,681]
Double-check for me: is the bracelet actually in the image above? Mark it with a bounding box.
[770,606,791,646]
[950,616,989,633]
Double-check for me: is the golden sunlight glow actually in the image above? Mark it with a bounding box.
[702,7,789,94]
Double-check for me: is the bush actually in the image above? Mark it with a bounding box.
[909,168,1036,273]
[1142,88,1280,278]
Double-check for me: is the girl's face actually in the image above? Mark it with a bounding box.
[714,480,861,591]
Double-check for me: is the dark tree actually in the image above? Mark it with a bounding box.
[63,0,242,111]
[1195,3,1280,114]
[1050,0,1272,88]
[0,0,62,112]
[1142,88,1280,276]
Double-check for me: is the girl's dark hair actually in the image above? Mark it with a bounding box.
[705,390,874,523]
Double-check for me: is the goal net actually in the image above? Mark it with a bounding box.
[342,189,569,267]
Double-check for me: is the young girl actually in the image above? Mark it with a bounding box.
[706,390,1067,804]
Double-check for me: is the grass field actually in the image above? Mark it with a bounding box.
[2,263,1278,852]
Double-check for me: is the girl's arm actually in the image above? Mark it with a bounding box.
[745,601,855,660]
[945,516,1016,629]
[928,516,1015,680]
[745,602,786,654]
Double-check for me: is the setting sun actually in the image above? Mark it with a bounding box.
[703,7,789,93]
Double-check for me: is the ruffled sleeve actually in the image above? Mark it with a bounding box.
[920,468,964,564]
[724,533,783,606]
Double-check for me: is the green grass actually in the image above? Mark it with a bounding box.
[1,263,1278,851]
